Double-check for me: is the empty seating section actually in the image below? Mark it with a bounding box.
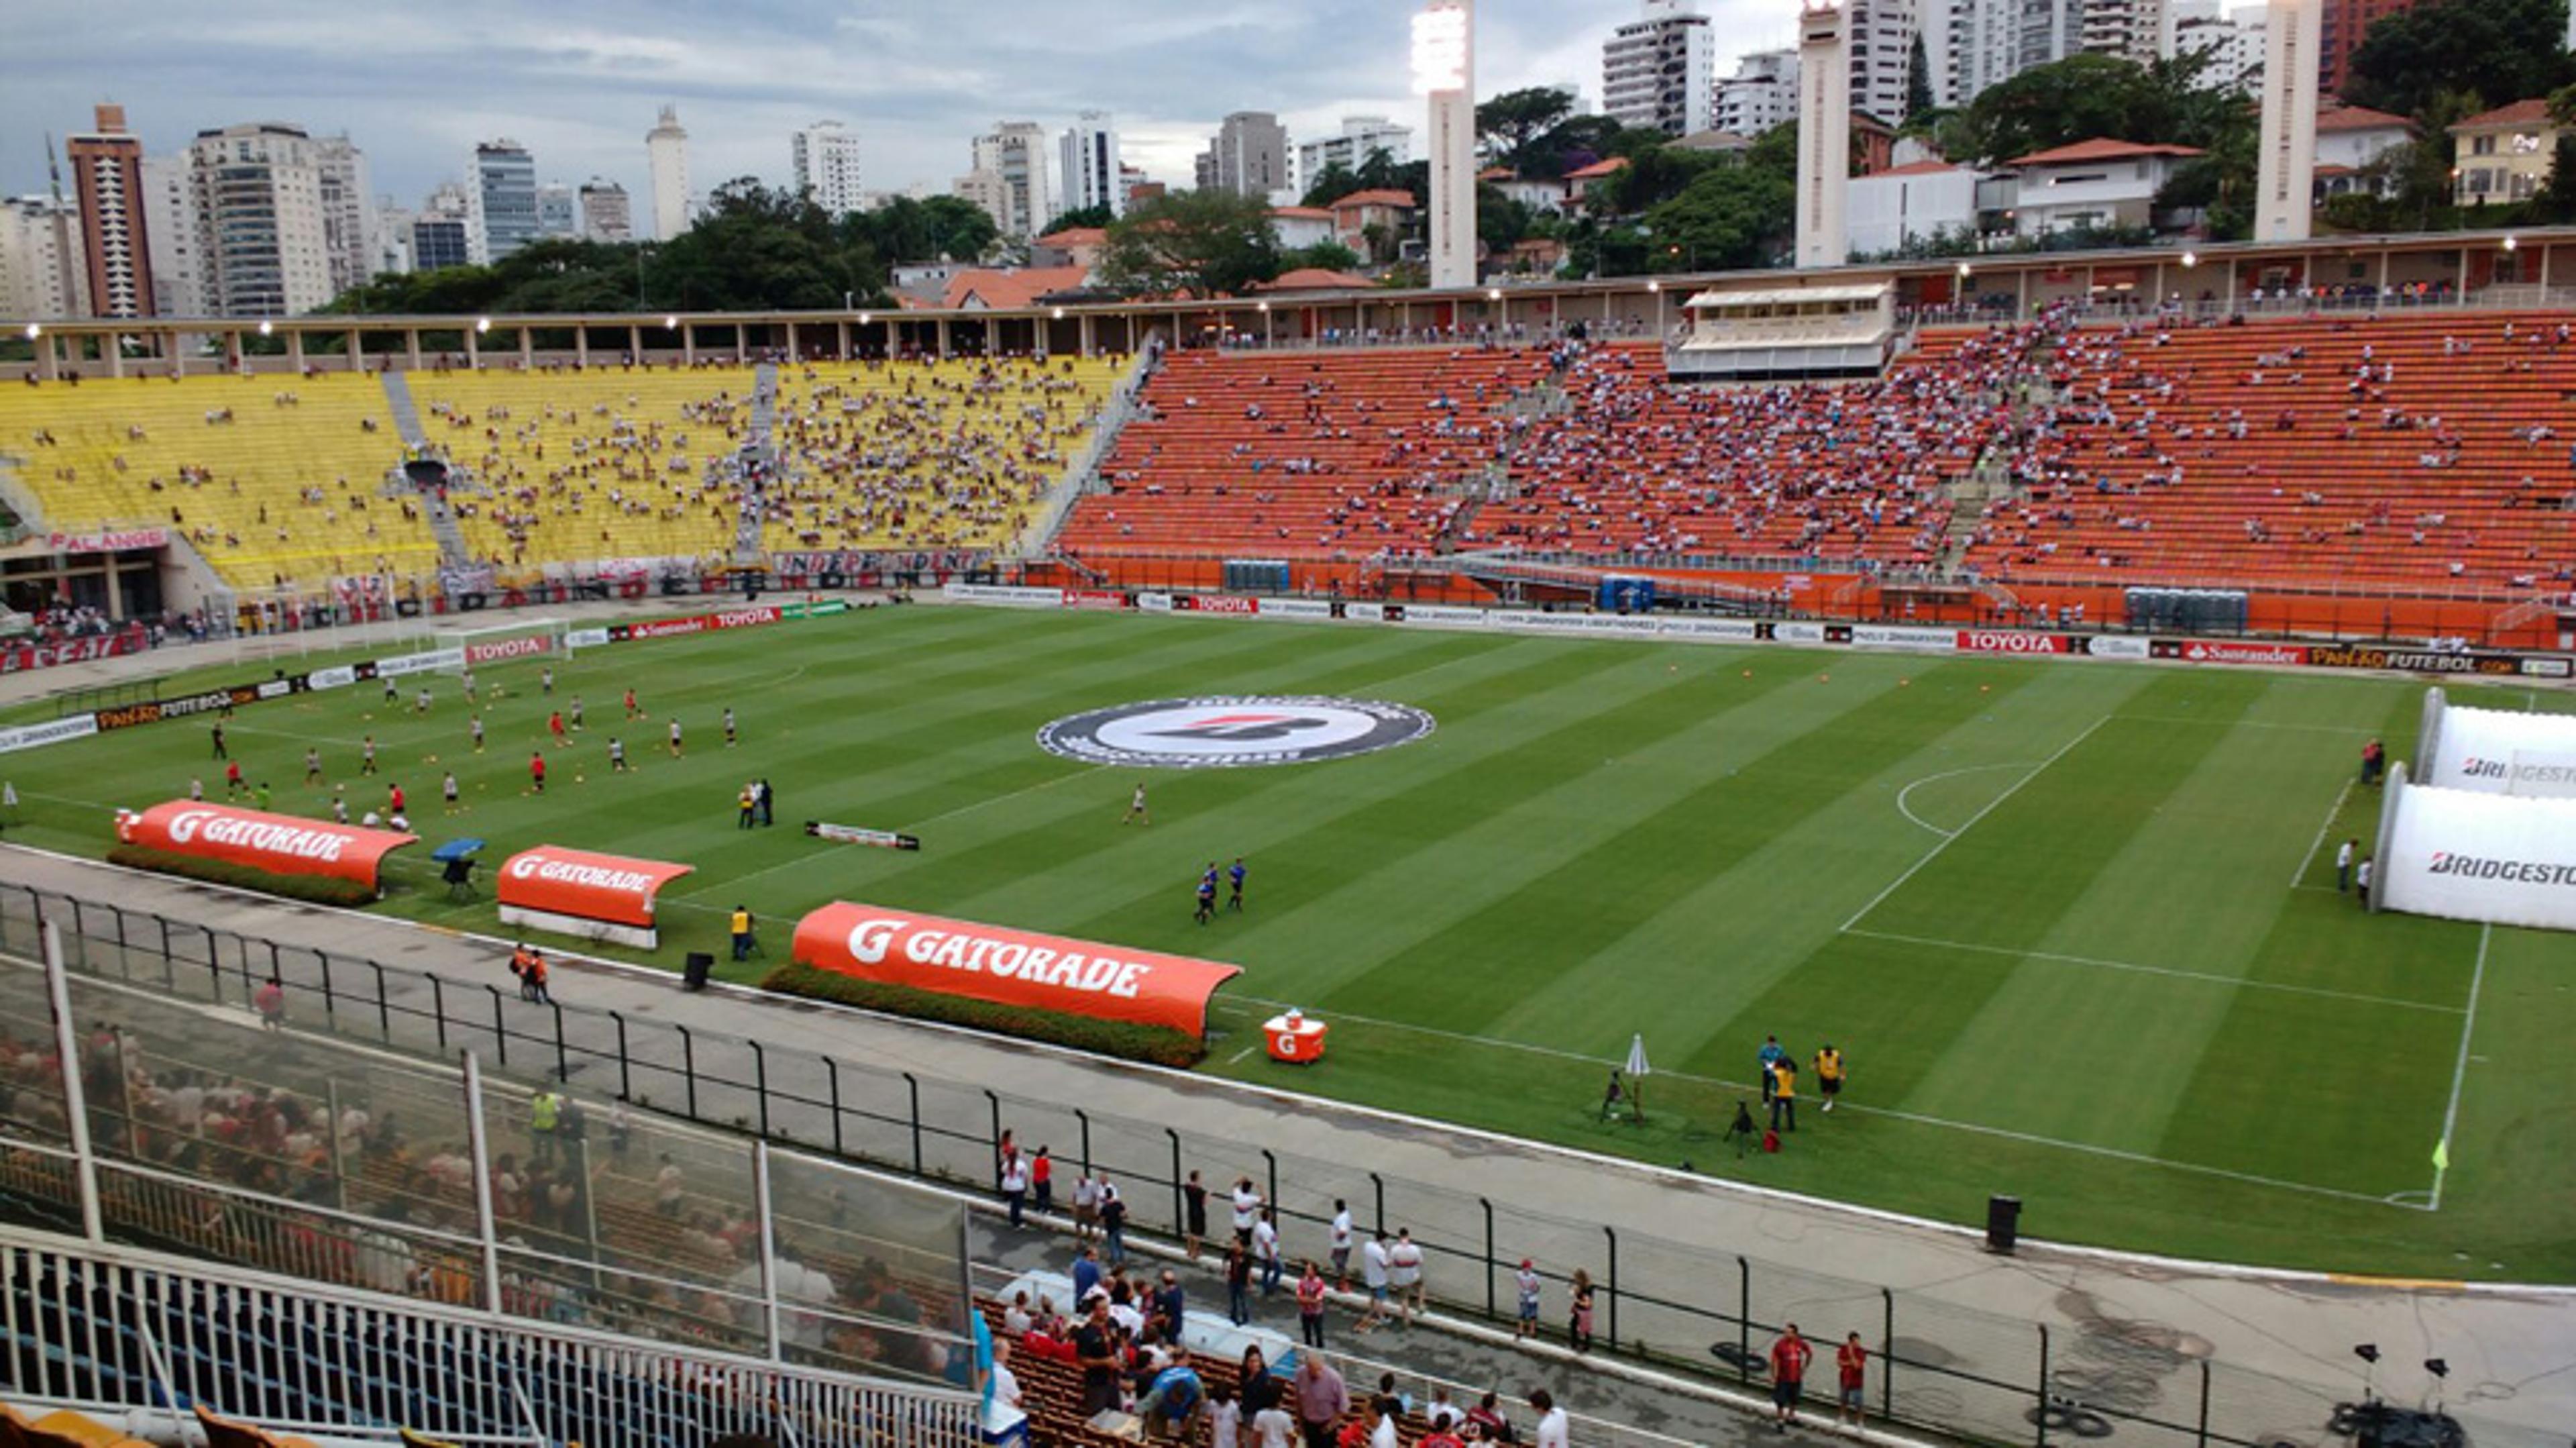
[405,367,760,569]
[1059,348,1553,558]
[0,374,436,588]
[765,356,1124,554]
[1468,333,2031,560]
[1963,313,2576,588]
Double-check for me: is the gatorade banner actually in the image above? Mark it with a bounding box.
[498,845,695,948]
[114,802,418,892]
[793,903,1242,1036]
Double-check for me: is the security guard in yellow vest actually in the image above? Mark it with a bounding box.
[730,904,757,962]
[1813,1045,1846,1113]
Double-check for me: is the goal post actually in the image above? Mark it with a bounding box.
[432,617,571,672]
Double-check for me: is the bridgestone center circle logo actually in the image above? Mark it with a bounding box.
[1037,696,1436,770]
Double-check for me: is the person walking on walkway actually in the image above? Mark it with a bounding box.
[1000,1150,1030,1229]
[1297,1260,1328,1348]
[1293,1354,1347,1448]
[1770,1324,1814,1433]
[1837,1331,1870,1432]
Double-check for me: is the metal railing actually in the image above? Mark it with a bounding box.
[0,883,2533,1448]
[0,1232,980,1448]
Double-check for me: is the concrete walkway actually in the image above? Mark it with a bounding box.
[0,845,2564,1448]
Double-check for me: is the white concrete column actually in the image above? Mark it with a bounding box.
[346,328,364,372]
[406,328,423,370]
[2254,0,2323,244]
[1794,3,1853,270]
[1415,0,1477,291]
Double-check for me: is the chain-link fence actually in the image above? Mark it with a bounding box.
[0,881,2539,1448]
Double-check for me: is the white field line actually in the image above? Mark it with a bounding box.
[2290,777,2359,889]
[1839,927,2463,1015]
[1841,715,2110,933]
[2116,716,2369,735]
[1212,990,2408,1208]
[2429,923,2492,1212]
[1892,762,2034,839]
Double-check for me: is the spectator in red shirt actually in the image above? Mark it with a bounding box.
[1770,1323,1814,1431]
[1837,1332,1869,1430]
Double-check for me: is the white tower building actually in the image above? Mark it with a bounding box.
[2253,0,2320,242]
[647,105,691,240]
[1415,0,1477,291]
[1796,4,1854,269]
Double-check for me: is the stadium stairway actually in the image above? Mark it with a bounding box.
[737,362,782,565]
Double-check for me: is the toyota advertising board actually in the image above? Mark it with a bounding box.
[1955,630,2067,656]
[115,802,418,892]
[498,845,696,949]
[793,903,1243,1036]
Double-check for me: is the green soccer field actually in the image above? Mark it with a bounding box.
[5,605,2572,1280]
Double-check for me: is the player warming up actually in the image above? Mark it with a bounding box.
[1195,866,1219,925]
[1228,858,1248,911]
[1123,780,1150,825]
[669,718,684,758]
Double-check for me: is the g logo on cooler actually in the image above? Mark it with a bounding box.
[848,917,906,964]
[168,807,219,845]
[508,854,543,880]
[1037,695,1435,770]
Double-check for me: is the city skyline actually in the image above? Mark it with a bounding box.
[0,0,1797,213]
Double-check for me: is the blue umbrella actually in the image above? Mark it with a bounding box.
[430,837,486,862]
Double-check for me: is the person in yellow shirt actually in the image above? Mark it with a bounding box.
[730,905,757,962]
[1769,1059,1798,1133]
[1813,1045,1845,1114]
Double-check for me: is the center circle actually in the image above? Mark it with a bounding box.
[1036,695,1436,770]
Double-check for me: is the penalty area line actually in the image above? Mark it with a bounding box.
[2290,777,2357,889]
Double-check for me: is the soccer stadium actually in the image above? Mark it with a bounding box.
[3,3,2575,1447]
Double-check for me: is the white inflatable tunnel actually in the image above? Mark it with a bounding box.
[2371,761,2576,931]
[2417,686,2576,797]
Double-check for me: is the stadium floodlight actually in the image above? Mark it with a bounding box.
[859,312,873,325]
[1487,287,1502,301]
[1957,262,1974,278]
[1409,4,1468,95]
[258,320,274,337]
[663,314,680,331]
[1052,307,1066,320]
[23,323,39,340]
[2181,250,2198,268]
[2502,236,2520,252]
[475,317,491,333]
[1646,280,1660,293]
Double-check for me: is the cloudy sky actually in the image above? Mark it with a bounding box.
[1,0,1796,211]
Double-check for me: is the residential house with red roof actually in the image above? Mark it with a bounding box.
[2450,99,2559,207]
[2002,138,2206,238]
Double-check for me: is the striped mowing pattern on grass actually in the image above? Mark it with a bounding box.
[3,605,2570,1280]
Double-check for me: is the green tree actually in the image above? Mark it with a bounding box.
[1282,240,1363,273]
[1477,86,1578,172]
[1301,162,1362,207]
[2344,0,2574,113]
[1904,34,1937,123]
[1358,148,1407,193]
[1640,124,1796,272]
[2155,103,2260,240]
[1098,190,1283,297]
[1477,185,1534,256]
[1039,203,1114,236]
[1938,54,2176,165]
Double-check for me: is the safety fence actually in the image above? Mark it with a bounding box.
[0,882,2524,1448]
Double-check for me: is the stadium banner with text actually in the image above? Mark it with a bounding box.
[1175,593,1260,616]
[113,801,419,892]
[942,583,1063,609]
[1848,625,1958,651]
[2071,635,2153,660]
[1,627,150,675]
[792,902,1242,1037]
[610,605,786,642]
[0,715,101,755]
[2308,643,2524,676]
[497,845,695,949]
[806,821,924,851]
[465,633,556,666]
[370,648,467,679]
[1060,588,1132,611]
[2151,639,2314,667]
[1955,629,2068,656]
[2374,776,2576,932]
[45,527,168,554]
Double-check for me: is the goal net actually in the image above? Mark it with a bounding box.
[432,617,572,673]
